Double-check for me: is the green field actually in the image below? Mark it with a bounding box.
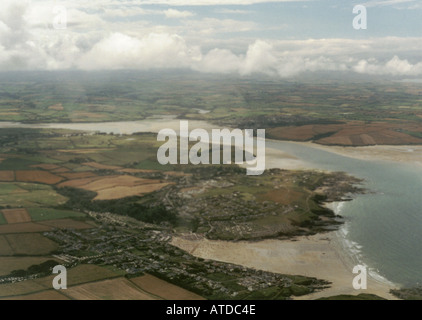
[0,182,68,208]
[27,208,86,222]
[0,158,39,170]
[0,213,6,225]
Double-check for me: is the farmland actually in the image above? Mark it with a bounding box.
[1,208,31,224]
[0,125,339,299]
[0,257,59,276]
[64,278,157,300]
[130,274,205,300]
[15,171,64,185]
[0,71,422,146]
[57,175,172,200]
[27,208,85,222]
[0,182,68,208]
[3,234,58,255]
[1,290,69,300]
[0,171,14,181]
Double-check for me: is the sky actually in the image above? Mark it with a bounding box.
[0,0,421,77]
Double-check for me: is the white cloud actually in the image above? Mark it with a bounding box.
[241,40,278,75]
[215,9,251,14]
[132,0,313,5]
[0,0,421,77]
[353,56,422,75]
[77,33,201,70]
[363,0,416,7]
[183,18,257,35]
[164,9,195,19]
[193,48,242,73]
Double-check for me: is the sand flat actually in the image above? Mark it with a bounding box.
[171,233,397,300]
[299,142,422,166]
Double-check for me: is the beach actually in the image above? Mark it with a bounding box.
[300,142,422,167]
[171,232,397,300]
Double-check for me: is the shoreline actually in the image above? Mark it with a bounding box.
[295,141,422,168]
[171,230,398,300]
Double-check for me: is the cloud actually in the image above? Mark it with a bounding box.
[240,40,278,75]
[163,9,195,18]
[214,9,251,14]
[353,56,422,75]
[183,18,257,35]
[193,48,242,73]
[77,32,201,70]
[133,0,313,5]
[0,0,421,77]
[363,0,416,7]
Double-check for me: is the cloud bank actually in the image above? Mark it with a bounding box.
[0,0,421,77]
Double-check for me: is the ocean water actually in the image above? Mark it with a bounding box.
[267,140,422,287]
[2,120,421,287]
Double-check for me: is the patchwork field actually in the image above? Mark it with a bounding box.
[15,171,64,185]
[0,222,52,234]
[0,265,125,299]
[0,182,68,208]
[130,274,204,300]
[1,290,70,300]
[0,213,6,225]
[57,175,173,200]
[83,162,122,170]
[118,168,158,174]
[0,171,14,181]
[65,278,157,300]
[51,168,69,174]
[30,164,62,170]
[256,188,304,205]
[48,103,64,111]
[267,122,422,146]
[77,175,161,190]
[0,280,47,297]
[59,172,97,180]
[0,236,14,255]
[0,257,60,276]
[57,148,111,154]
[27,208,85,222]
[33,265,124,288]
[1,208,31,224]
[56,176,101,188]
[94,183,173,200]
[3,234,58,255]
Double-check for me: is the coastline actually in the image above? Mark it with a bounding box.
[298,141,422,168]
[172,138,401,299]
[171,230,398,300]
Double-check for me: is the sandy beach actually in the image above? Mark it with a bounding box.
[298,142,422,167]
[171,233,397,300]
